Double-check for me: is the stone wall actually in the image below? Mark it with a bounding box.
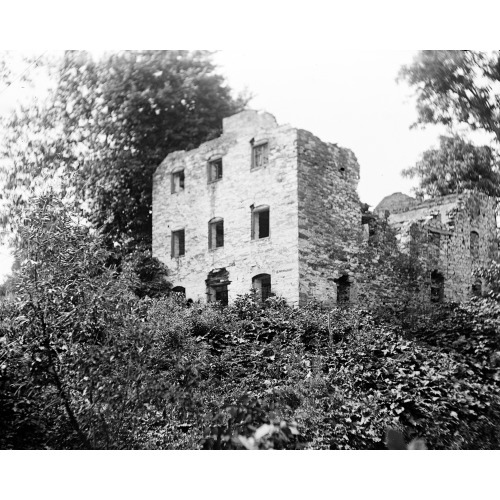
[296,129,361,306]
[387,193,462,226]
[423,192,497,301]
[152,110,302,304]
[153,109,498,308]
[378,191,498,303]
[352,217,425,310]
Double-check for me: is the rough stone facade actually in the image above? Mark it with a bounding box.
[152,110,361,306]
[153,109,498,307]
[374,191,498,302]
[297,130,360,306]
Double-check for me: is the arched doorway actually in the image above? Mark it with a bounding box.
[252,274,272,301]
[430,270,444,303]
[472,278,482,297]
[334,275,350,305]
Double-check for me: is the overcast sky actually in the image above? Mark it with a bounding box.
[214,50,453,208]
[0,50,451,208]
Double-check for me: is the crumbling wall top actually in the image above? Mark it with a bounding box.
[393,193,460,214]
[387,195,460,226]
[222,109,278,134]
[378,191,497,230]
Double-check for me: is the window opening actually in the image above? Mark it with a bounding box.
[208,158,223,183]
[252,274,272,301]
[430,270,444,303]
[209,218,224,249]
[252,206,270,239]
[472,279,482,297]
[171,229,185,257]
[171,286,186,296]
[361,213,376,237]
[251,142,268,169]
[428,231,440,261]
[206,268,230,306]
[214,286,228,305]
[171,170,185,193]
[470,231,479,260]
[334,275,350,305]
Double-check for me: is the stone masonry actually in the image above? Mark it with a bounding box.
[374,191,498,302]
[152,110,361,306]
[153,109,498,307]
[297,130,360,305]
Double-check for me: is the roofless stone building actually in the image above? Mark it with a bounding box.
[153,110,361,306]
[374,191,498,303]
[153,109,498,306]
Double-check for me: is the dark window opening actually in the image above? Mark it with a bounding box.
[251,142,268,169]
[171,170,185,193]
[252,206,270,239]
[430,270,444,303]
[214,286,228,305]
[428,231,441,261]
[252,274,272,301]
[208,158,223,183]
[472,279,482,297]
[206,268,230,306]
[470,231,479,260]
[171,229,185,257]
[171,286,186,296]
[361,213,377,237]
[335,275,350,305]
[208,218,224,249]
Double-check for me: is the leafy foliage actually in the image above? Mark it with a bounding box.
[0,50,247,251]
[356,215,428,318]
[122,248,171,298]
[2,196,500,450]
[400,50,500,140]
[476,260,500,298]
[0,195,201,448]
[402,135,500,198]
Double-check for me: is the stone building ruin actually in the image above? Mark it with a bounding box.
[153,110,360,306]
[153,109,498,306]
[373,191,498,303]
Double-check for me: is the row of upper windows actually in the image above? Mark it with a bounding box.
[170,141,269,193]
[428,229,480,260]
[171,206,270,257]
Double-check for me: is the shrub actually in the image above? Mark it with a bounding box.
[0,196,204,449]
[122,248,171,299]
[3,196,499,449]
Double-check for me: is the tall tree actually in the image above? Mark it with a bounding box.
[0,51,247,251]
[399,50,500,141]
[402,135,500,198]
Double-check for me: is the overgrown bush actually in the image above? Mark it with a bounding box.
[0,196,204,449]
[122,247,171,299]
[2,195,500,449]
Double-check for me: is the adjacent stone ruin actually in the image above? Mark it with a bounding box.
[373,191,498,303]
